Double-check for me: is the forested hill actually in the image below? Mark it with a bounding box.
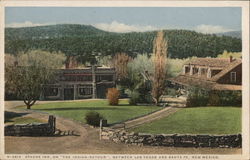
[216,31,242,39]
[5,24,242,59]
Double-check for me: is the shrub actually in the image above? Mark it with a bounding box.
[106,88,120,105]
[186,87,209,107]
[208,91,220,106]
[217,91,242,106]
[129,91,140,105]
[85,111,104,127]
[186,88,242,107]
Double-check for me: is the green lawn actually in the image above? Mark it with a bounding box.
[131,107,241,135]
[19,100,161,124]
[5,111,45,124]
[11,117,46,124]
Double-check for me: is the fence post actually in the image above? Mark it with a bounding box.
[48,115,56,135]
[53,116,56,134]
[99,119,103,140]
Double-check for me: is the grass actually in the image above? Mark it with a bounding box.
[18,99,161,124]
[10,117,46,124]
[131,106,241,135]
[5,111,45,124]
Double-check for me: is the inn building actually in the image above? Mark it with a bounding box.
[169,57,242,91]
[41,66,116,100]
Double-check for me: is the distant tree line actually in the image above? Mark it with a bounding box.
[5,25,242,62]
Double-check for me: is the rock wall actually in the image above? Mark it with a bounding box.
[5,115,56,136]
[100,128,241,148]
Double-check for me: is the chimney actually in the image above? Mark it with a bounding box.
[229,56,233,63]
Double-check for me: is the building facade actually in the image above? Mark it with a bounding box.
[169,57,242,91]
[41,66,116,100]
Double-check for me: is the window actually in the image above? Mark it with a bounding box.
[96,75,113,82]
[62,75,76,81]
[201,68,207,75]
[78,75,92,81]
[79,86,92,95]
[183,66,188,74]
[230,72,237,83]
[44,87,58,96]
[193,68,199,74]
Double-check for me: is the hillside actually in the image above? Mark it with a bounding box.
[5,24,242,60]
[216,31,242,39]
[5,24,111,40]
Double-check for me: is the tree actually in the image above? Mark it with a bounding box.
[5,50,66,109]
[5,25,242,60]
[112,53,132,81]
[96,55,113,67]
[151,31,167,105]
[217,50,242,58]
[127,54,154,94]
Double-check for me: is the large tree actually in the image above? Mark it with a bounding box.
[5,50,66,109]
[126,54,153,91]
[112,53,132,81]
[152,31,167,105]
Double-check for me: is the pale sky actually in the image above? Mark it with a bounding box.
[5,7,242,33]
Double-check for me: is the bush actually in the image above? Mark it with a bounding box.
[129,91,140,105]
[186,87,242,107]
[85,111,104,127]
[208,91,221,106]
[215,91,242,106]
[186,87,209,107]
[106,88,120,105]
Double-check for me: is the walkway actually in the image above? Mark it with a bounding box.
[111,97,186,129]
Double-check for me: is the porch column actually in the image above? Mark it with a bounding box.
[182,65,187,74]
[198,67,201,76]
[207,68,211,78]
[61,85,65,100]
[74,84,77,100]
[190,65,193,75]
[92,65,97,99]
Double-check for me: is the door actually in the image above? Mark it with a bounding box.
[64,88,74,100]
[97,83,114,98]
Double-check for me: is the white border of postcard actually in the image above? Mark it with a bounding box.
[0,1,249,160]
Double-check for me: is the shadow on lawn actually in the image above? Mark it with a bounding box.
[36,107,127,111]
[4,111,29,123]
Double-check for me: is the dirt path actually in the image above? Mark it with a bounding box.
[4,101,241,154]
[112,106,182,129]
[112,97,185,129]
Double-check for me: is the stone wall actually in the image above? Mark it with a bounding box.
[100,128,241,148]
[5,115,56,136]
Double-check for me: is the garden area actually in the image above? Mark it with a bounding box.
[131,106,241,135]
[17,99,161,125]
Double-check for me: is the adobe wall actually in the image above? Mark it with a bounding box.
[100,128,241,148]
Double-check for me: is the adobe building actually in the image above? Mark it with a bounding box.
[41,65,116,100]
[168,57,242,91]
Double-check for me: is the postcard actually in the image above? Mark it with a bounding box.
[0,1,249,160]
